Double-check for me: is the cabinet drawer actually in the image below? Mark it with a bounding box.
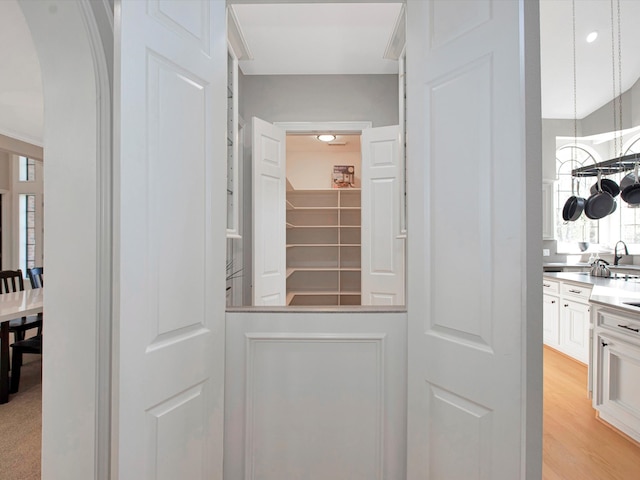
[561,282,591,301]
[542,279,560,294]
[596,309,640,341]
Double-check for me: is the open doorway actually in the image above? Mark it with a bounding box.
[284,132,363,306]
[225,2,407,308]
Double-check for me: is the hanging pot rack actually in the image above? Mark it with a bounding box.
[571,152,640,177]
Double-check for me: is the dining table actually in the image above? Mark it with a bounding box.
[0,288,43,404]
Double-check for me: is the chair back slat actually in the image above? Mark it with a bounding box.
[0,270,24,294]
[27,267,43,289]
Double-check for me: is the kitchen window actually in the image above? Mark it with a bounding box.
[555,134,640,253]
[555,144,600,252]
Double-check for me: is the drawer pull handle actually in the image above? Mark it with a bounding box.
[617,324,640,333]
[568,289,582,294]
[602,341,609,347]
[551,300,556,304]
[543,283,551,287]
[564,304,569,307]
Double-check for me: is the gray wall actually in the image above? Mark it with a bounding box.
[581,89,633,137]
[543,77,640,180]
[239,74,399,127]
[0,151,11,191]
[237,72,399,305]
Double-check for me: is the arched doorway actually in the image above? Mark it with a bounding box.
[18,1,112,477]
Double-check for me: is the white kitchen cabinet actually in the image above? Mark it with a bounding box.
[543,292,560,347]
[542,180,555,240]
[542,277,592,363]
[592,305,640,443]
[560,299,590,363]
[286,189,361,306]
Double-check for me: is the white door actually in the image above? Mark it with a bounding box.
[252,117,287,305]
[406,0,541,478]
[361,125,405,305]
[115,2,226,478]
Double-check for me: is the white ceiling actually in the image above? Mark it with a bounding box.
[540,0,640,119]
[231,3,403,75]
[2,1,640,147]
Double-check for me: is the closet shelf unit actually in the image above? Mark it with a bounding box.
[286,188,362,306]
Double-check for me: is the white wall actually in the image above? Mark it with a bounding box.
[287,150,362,190]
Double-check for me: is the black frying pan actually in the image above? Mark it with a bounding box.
[622,164,640,205]
[585,172,615,219]
[620,172,635,190]
[585,191,614,219]
[590,178,620,197]
[562,179,585,221]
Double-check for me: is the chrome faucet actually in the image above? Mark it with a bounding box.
[614,240,629,266]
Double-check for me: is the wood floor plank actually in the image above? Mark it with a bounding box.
[543,346,640,479]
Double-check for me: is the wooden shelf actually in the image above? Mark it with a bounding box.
[287,243,339,248]
[286,187,361,306]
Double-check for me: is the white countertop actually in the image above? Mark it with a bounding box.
[543,271,640,314]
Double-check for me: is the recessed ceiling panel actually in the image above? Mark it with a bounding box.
[232,3,404,75]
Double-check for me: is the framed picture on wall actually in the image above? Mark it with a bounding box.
[332,165,355,188]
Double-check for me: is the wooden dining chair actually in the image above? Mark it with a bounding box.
[0,270,42,341]
[27,267,43,289]
[10,334,41,394]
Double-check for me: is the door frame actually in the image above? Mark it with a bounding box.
[273,121,372,134]
[18,1,113,477]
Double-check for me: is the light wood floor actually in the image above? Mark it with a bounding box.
[543,346,640,479]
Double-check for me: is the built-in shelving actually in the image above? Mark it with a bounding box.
[286,188,361,306]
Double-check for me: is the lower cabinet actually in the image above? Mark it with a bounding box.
[592,306,640,443]
[543,278,591,364]
[559,299,590,364]
[543,293,560,347]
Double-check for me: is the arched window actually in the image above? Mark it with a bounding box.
[618,134,640,244]
[555,144,599,250]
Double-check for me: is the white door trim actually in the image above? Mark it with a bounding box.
[274,121,372,134]
[18,1,113,478]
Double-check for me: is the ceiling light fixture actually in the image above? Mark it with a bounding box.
[317,134,336,142]
[586,31,598,43]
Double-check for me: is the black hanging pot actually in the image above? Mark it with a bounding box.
[584,172,615,219]
[590,178,620,197]
[562,178,586,221]
[621,163,640,205]
[620,172,635,190]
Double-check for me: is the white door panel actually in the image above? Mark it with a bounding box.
[361,125,405,306]
[115,1,226,478]
[224,310,407,480]
[252,117,286,306]
[406,0,541,478]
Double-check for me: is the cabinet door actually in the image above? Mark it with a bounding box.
[595,334,640,442]
[560,300,590,363]
[543,293,560,347]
